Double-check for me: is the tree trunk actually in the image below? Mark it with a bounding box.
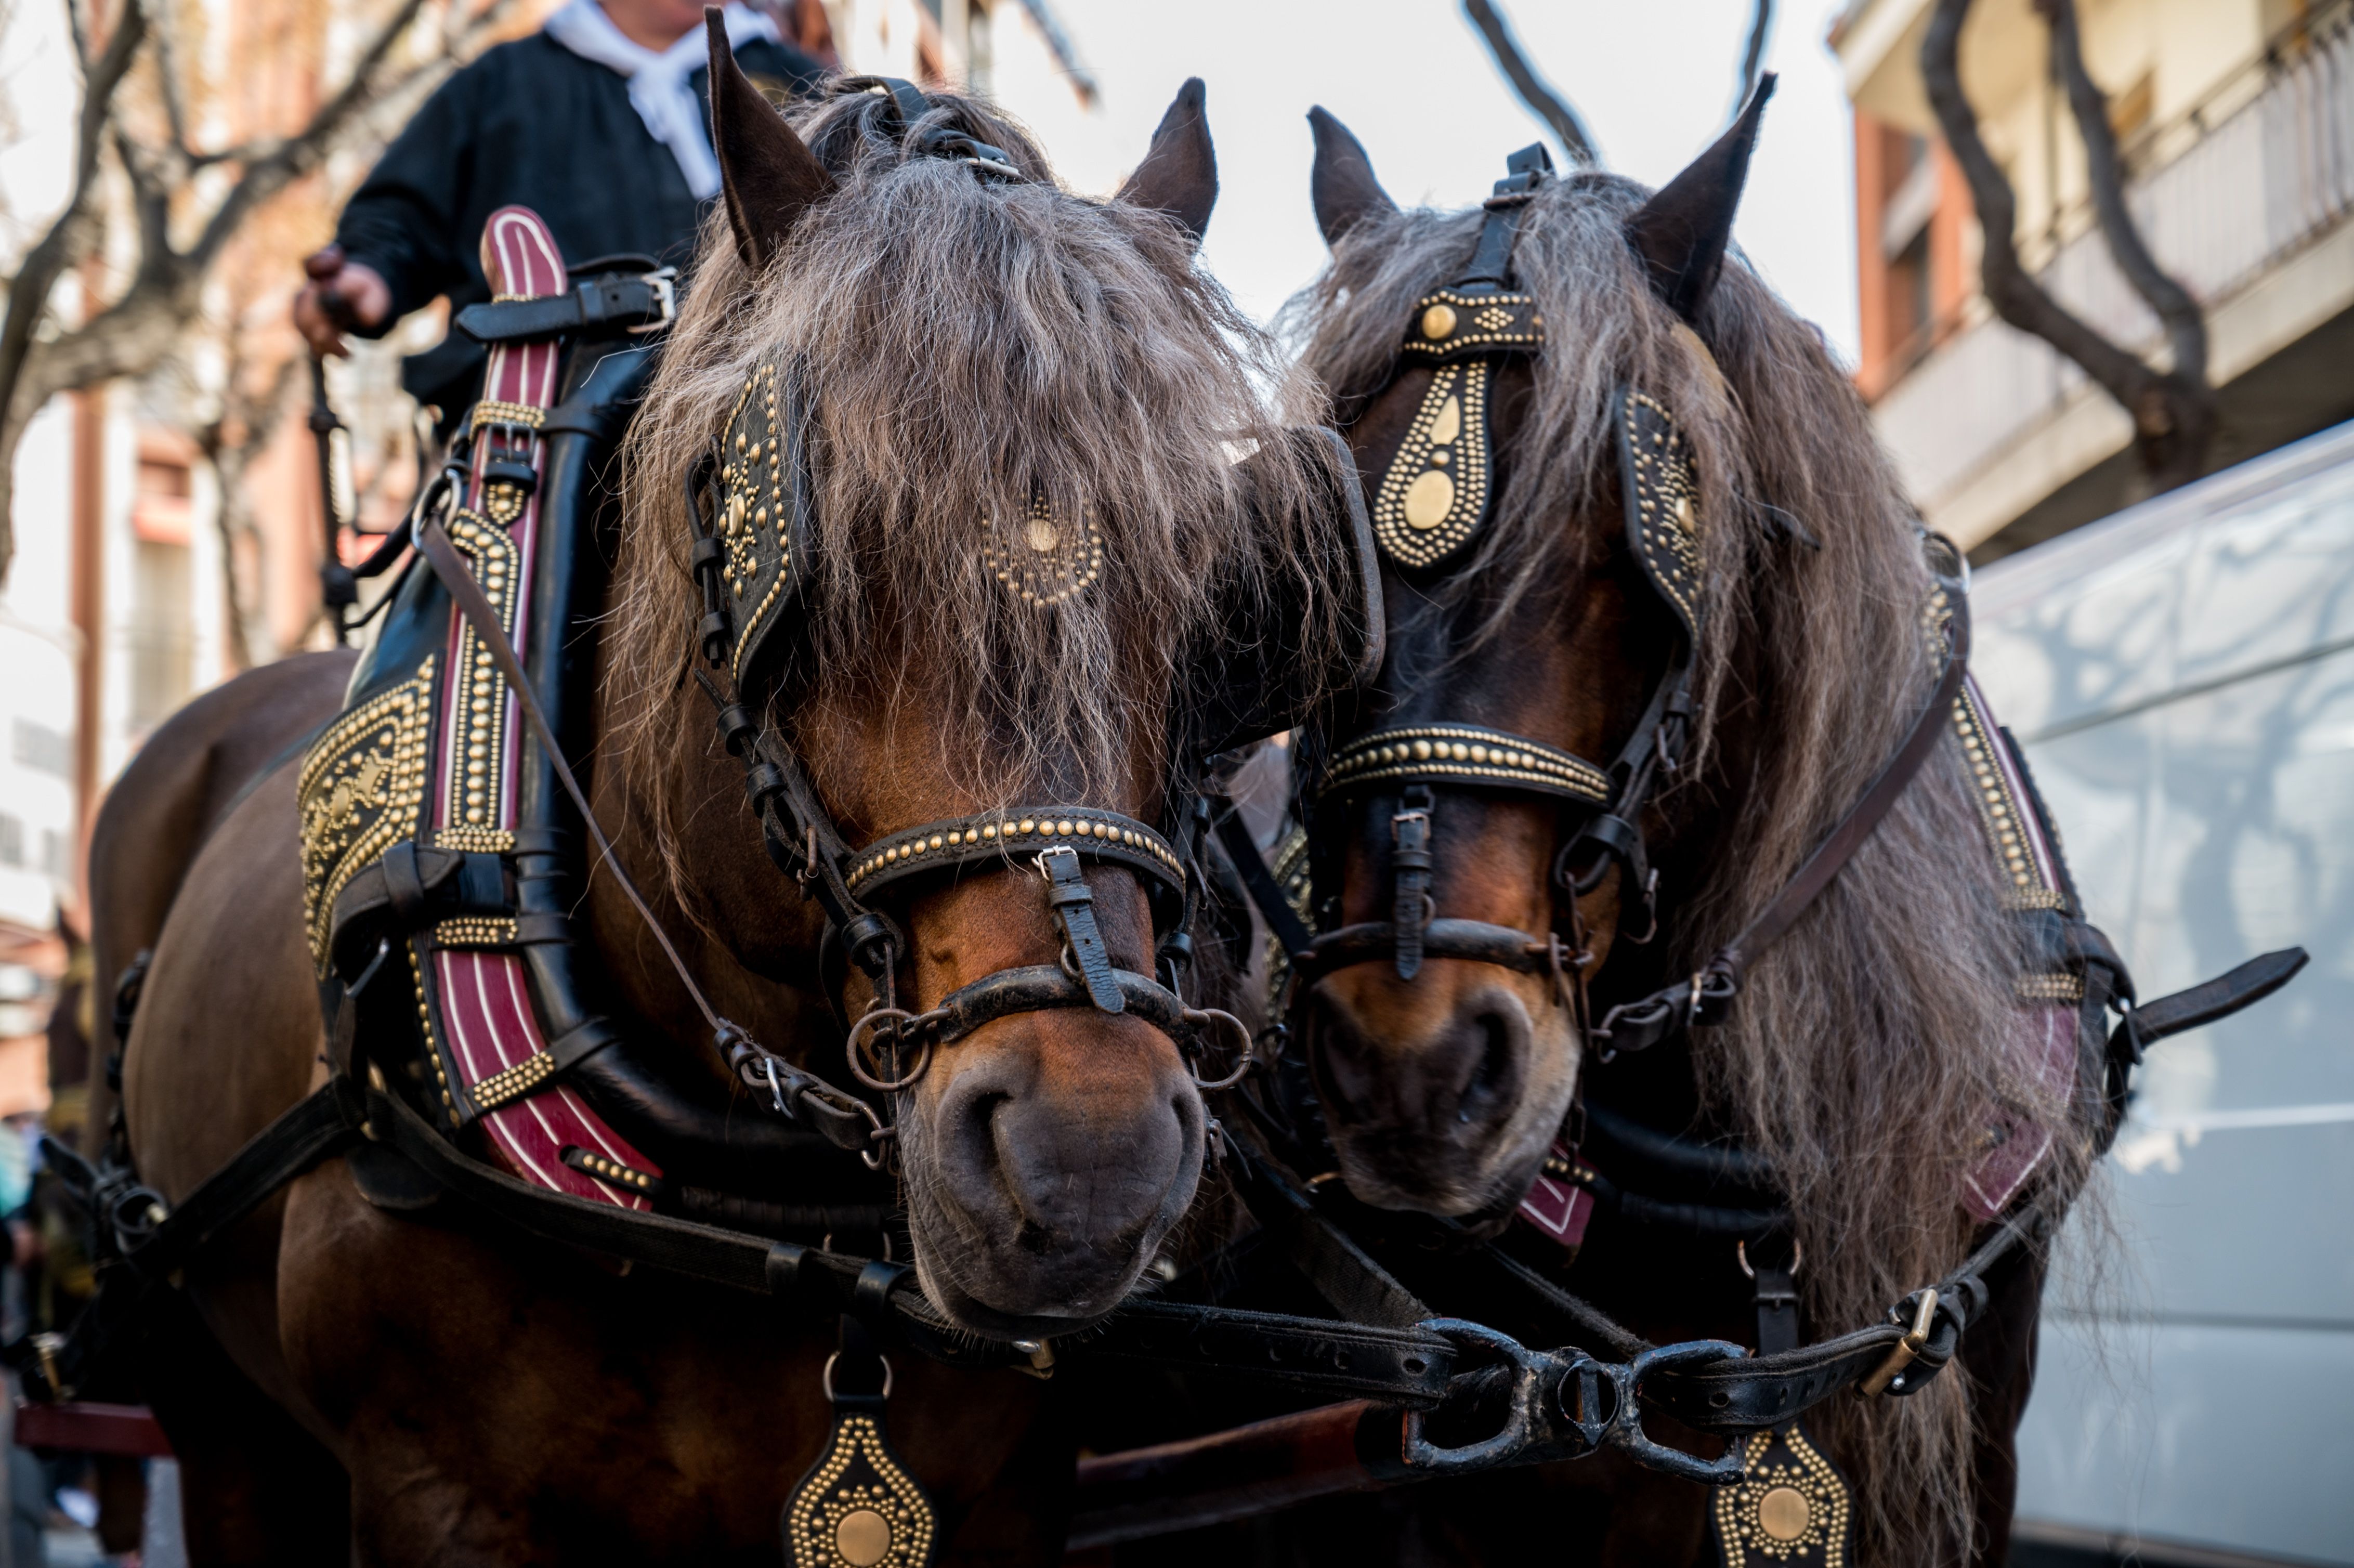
[1920,0,2217,492]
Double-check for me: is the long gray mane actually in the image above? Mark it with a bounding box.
[1290,173,2091,1562]
[610,83,1349,879]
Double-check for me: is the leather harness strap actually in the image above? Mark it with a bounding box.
[22,1062,1469,1410]
[453,267,675,346]
[1588,588,1971,1057]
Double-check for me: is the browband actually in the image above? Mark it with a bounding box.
[1320,724,1610,805]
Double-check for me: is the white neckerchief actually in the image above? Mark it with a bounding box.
[542,0,780,200]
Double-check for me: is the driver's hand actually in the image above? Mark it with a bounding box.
[294,245,390,358]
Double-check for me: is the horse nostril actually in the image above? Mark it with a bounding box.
[956,1090,1012,1184]
[1458,1009,1519,1123]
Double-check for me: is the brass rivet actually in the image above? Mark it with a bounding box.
[1403,469,1455,529]
[1759,1486,1811,1542]
[835,1508,893,1567]
[1421,304,1457,341]
[1427,394,1462,446]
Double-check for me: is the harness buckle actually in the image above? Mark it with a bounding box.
[1859,1288,1940,1396]
[627,267,677,335]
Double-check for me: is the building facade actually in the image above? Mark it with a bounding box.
[1832,0,2354,557]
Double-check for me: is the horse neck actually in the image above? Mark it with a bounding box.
[579,596,835,1068]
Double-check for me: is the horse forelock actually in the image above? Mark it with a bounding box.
[1291,173,2091,1562]
[611,84,1345,840]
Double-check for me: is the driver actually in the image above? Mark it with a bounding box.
[294,0,822,420]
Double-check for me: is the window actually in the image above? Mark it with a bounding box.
[9,720,69,781]
[0,814,21,869]
[1887,229,1933,361]
[969,2,993,96]
[133,437,195,547]
[1883,129,1928,201]
[129,539,193,731]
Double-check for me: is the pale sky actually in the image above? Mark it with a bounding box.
[1022,0,1862,366]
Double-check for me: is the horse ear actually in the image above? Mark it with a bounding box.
[1307,107,1397,246]
[1624,74,1775,321]
[1117,78,1217,244]
[707,7,833,268]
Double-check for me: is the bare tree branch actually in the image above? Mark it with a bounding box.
[145,0,195,159]
[1462,0,1598,167]
[0,0,520,585]
[195,350,301,668]
[188,0,442,269]
[1732,0,1773,124]
[0,0,147,583]
[2041,0,2209,394]
[1921,0,2215,489]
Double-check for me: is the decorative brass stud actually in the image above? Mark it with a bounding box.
[1403,469,1456,529]
[1421,303,1457,340]
[1758,1486,1811,1541]
[1427,396,1462,446]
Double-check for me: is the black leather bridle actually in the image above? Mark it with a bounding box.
[1247,147,1705,1064]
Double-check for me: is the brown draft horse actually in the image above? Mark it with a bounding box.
[104,49,1356,1563]
[1206,107,2081,1564]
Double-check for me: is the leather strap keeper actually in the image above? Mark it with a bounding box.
[328,844,516,973]
[454,271,675,346]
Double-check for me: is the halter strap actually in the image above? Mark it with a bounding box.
[836,74,1022,177]
[1456,143,1553,288]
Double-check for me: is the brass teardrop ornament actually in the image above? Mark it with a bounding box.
[1403,470,1456,529]
[1371,360,1493,567]
[782,1356,939,1568]
[1710,1423,1851,1568]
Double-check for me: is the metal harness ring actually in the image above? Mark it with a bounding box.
[821,1349,894,1403]
[1178,1007,1256,1091]
[845,1006,936,1093]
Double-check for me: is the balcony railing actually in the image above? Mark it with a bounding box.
[1873,6,2354,518]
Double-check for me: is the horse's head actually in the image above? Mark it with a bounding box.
[1279,90,2095,1563]
[611,26,1369,1337]
[1285,97,1773,1222]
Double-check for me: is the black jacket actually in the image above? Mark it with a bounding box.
[335,30,822,412]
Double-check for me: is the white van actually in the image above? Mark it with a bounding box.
[1975,419,2354,1568]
